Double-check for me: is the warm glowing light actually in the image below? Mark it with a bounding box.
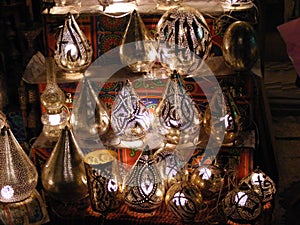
[166,166,178,178]
[141,176,154,195]
[251,173,265,184]
[235,191,248,206]
[220,114,231,128]
[48,114,62,126]
[173,192,187,206]
[199,167,212,180]
[108,179,118,192]
[1,185,14,200]
[64,43,78,60]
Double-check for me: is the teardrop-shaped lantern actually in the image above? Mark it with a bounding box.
[71,77,110,141]
[0,114,38,203]
[123,145,165,214]
[111,80,151,145]
[41,125,88,203]
[203,87,242,145]
[156,6,212,76]
[120,10,156,73]
[154,71,200,145]
[54,12,93,75]
[239,168,276,203]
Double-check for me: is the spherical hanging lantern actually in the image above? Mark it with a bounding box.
[191,164,225,200]
[222,183,263,224]
[165,181,203,222]
[239,168,276,203]
[156,6,212,76]
[222,21,258,72]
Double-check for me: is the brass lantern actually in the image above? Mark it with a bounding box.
[222,183,263,224]
[156,6,212,76]
[123,145,165,215]
[165,173,203,222]
[54,13,93,75]
[239,168,276,203]
[191,164,225,200]
[41,126,88,203]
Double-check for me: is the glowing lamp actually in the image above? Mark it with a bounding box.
[239,168,276,203]
[0,114,38,203]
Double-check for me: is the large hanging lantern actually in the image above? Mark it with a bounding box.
[41,126,88,203]
[54,12,93,75]
[222,183,263,224]
[156,6,212,76]
[239,168,276,203]
[0,114,38,203]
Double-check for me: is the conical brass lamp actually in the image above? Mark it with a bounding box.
[41,125,88,203]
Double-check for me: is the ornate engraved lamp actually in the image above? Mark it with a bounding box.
[165,170,203,222]
[156,6,212,76]
[239,168,276,203]
[191,164,225,200]
[203,87,242,145]
[84,150,123,216]
[111,80,151,147]
[154,70,201,145]
[123,145,165,215]
[54,12,93,76]
[222,182,263,224]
